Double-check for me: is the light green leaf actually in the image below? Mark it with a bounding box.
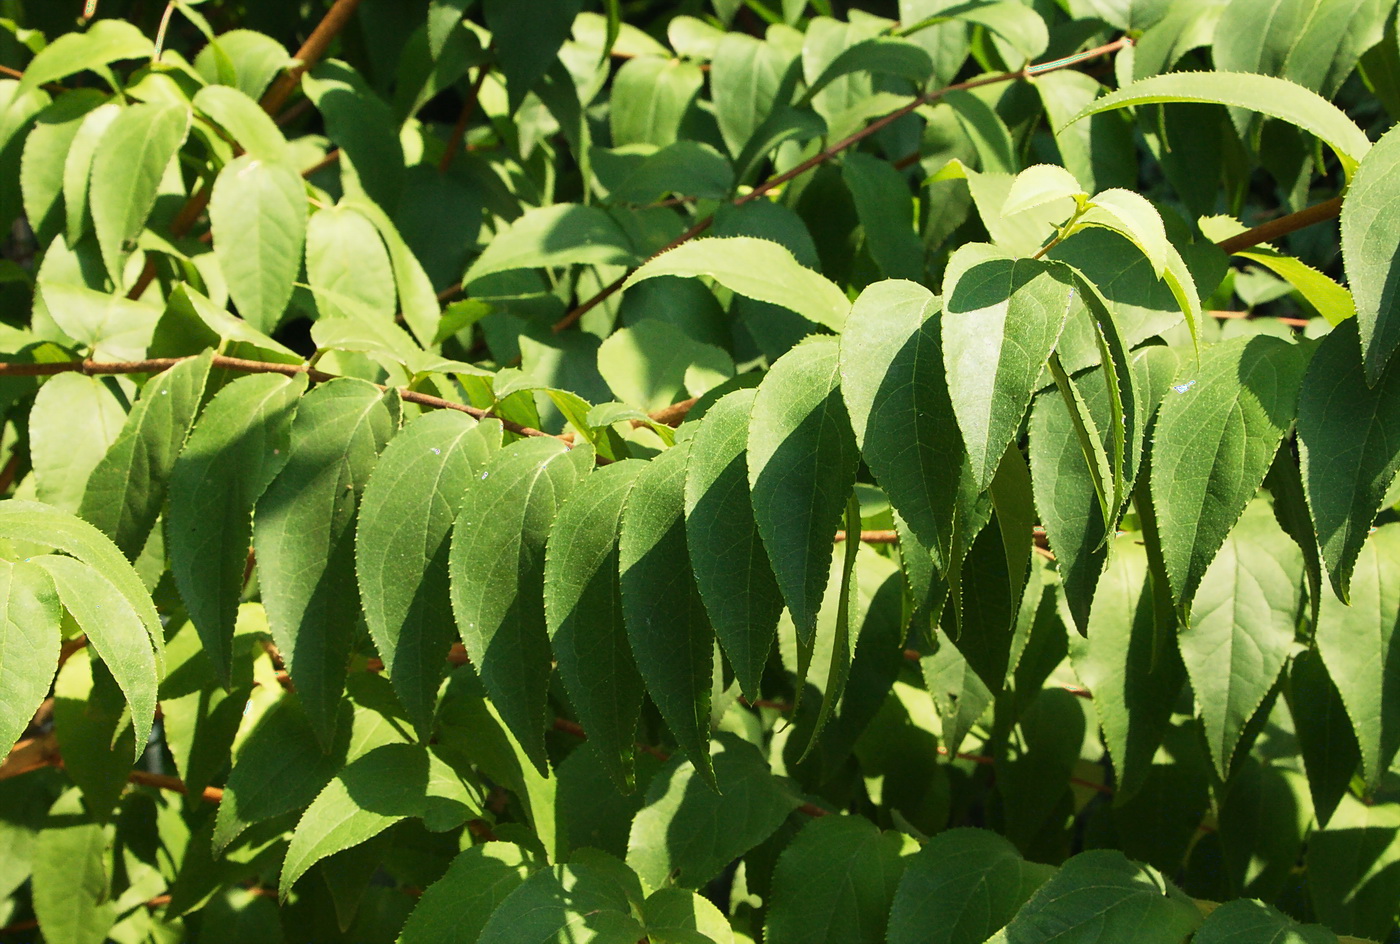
[1151,336,1309,614]
[941,243,1076,489]
[192,28,294,100]
[610,56,705,147]
[1342,123,1400,380]
[0,560,61,752]
[749,337,860,658]
[990,851,1200,944]
[840,280,973,571]
[684,389,783,699]
[192,84,289,165]
[81,352,213,559]
[465,203,638,287]
[1314,521,1400,791]
[1297,320,1400,601]
[21,90,107,245]
[1286,648,1360,828]
[1070,71,1371,177]
[17,19,150,100]
[254,380,396,747]
[305,203,397,322]
[711,32,797,159]
[427,0,477,60]
[627,733,799,889]
[598,319,734,411]
[800,37,933,105]
[157,284,303,365]
[397,842,534,944]
[545,459,648,791]
[210,155,308,334]
[168,373,307,685]
[765,815,909,944]
[356,411,501,732]
[624,237,850,331]
[341,196,443,349]
[477,853,644,944]
[1002,163,1085,217]
[89,100,189,286]
[1079,188,1170,277]
[619,443,717,785]
[280,742,429,897]
[903,0,1049,61]
[1179,502,1304,779]
[38,281,162,361]
[1194,898,1337,944]
[31,790,115,944]
[1234,246,1354,326]
[61,102,120,245]
[887,829,1052,944]
[452,437,592,771]
[642,886,735,944]
[29,372,127,515]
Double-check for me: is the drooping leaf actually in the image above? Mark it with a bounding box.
[397,842,535,944]
[1314,521,1400,791]
[0,560,61,752]
[1151,336,1309,615]
[168,372,306,685]
[941,243,1076,489]
[1297,319,1400,601]
[623,237,851,331]
[356,410,501,732]
[254,380,396,747]
[80,352,213,559]
[1178,501,1304,779]
[887,828,1052,944]
[21,89,107,245]
[280,742,429,897]
[452,437,592,772]
[764,815,909,944]
[89,100,189,285]
[545,459,648,791]
[619,443,716,785]
[683,389,783,699]
[748,337,860,661]
[626,734,799,889]
[210,155,308,334]
[1341,122,1400,382]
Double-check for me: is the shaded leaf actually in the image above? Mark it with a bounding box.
[1341,122,1400,381]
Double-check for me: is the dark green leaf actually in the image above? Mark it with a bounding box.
[1193,898,1337,944]
[483,0,583,111]
[1344,123,1400,381]
[477,852,644,944]
[398,842,534,944]
[1286,648,1360,827]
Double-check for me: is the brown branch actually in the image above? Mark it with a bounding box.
[440,65,490,173]
[260,0,367,116]
[550,36,1134,333]
[1216,196,1344,255]
[0,355,557,441]
[1210,309,1311,328]
[129,769,224,804]
[302,147,342,178]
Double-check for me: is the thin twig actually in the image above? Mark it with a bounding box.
[549,36,1134,333]
[1217,196,1344,255]
[440,65,490,173]
[260,0,367,116]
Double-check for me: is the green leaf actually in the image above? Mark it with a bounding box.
[168,373,307,685]
[545,459,648,791]
[749,337,860,658]
[483,0,583,111]
[397,842,534,944]
[1314,521,1400,791]
[1079,188,1170,278]
[765,815,909,944]
[17,19,151,100]
[302,62,403,210]
[0,500,163,757]
[602,141,735,205]
[210,155,308,334]
[1213,0,1390,98]
[156,284,303,365]
[89,100,189,286]
[1297,320,1400,601]
[280,742,429,897]
[341,196,443,349]
[887,828,1052,944]
[711,33,797,159]
[427,0,478,60]
[1068,539,1184,797]
[1286,648,1360,827]
[193,29,293,100]
[465,203,638,287]
[192,84,289,166]
[989,851,1201,944]
[356,410,501,732]
[842,153,924,281]
[800,37,934,105]
[1178,501,1304,778]
[841,280,973,570]
[477,853,645,944]
[61,101,120,246]
[38,281,162,361]
[0,560,60,752]
[597,319,734,411]
[31,789,115,944]
[81,352,213,559]
[619,443,717,784]
[626,733,799,889]
[254,379,396,747]
[21,89,107,245]
[941,243,1076,489]
[452,437,592,771]
[28,372,128,514]
[610,57,705,147]
[1306,793,1400,939]
[1151,336,1309,614]
[624,237,851,332]
[1193,898,1337,944]
[1234,246,1354,326]
[305,203,398,323]
[1216,758,1314,904]
[1341,123,1400,381]
[1003,164,1085,217]
[684,389,784,699]
[642,886,736,944]
[1070,71,1371,177]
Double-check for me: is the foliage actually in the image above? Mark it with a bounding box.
[2,0,1400,942]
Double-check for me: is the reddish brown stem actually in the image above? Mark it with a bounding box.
[440,65,490,173]
[1217,195,1344,255]
[260,0,366,116]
